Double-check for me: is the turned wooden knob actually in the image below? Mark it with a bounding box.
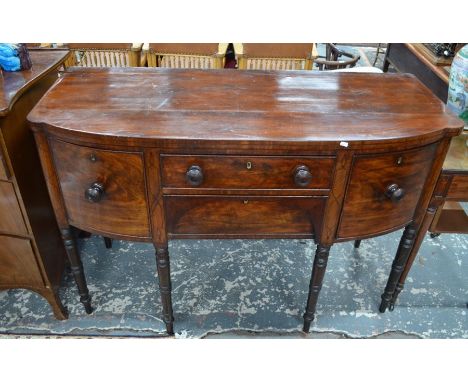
[385,183,405,202]
[186,165,204,186]
[85,182,104,203]
[294,165,312,187]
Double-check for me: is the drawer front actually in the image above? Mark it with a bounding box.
[0,181,28,236]
[50,140,150,238]
[161,155,335,190]
[165,196,326,237]
[0,236,44,287]
[338,144,437,239]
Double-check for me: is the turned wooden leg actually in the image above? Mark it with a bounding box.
[103,237,113,249]
[379,223,417,313]
[61,228,93,314]
[354,240,361,249]
[155,246,174,335]
[390,206,437,308]
[303,244,331,333]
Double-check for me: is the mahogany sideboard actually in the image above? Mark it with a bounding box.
[0,50,70,318]
[27,68,463,334]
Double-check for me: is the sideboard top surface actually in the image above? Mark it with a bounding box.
[0,50,69,117]
[28,67,463,147]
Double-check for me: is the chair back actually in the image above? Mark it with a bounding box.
[315,44,360,70]
[237,43,316,70]
[64,43,142,68]
[147,43,224,69]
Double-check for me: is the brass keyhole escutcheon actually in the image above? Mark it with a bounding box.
[246,161,252,170]
[90,153,97,162]
[396,156,403,166]
[243,200,249,204]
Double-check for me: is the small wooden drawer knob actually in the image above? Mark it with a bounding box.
[294,165,312,187]
[85,182,105,203]
[385,183,405,202]
[186,165,204,186]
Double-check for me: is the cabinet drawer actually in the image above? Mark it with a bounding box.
[0,236,44,287]
[50,140,151,238]
[165,195,326,237]
[338,144,437,239]
[0,181,28,236]
[161,155,335,190]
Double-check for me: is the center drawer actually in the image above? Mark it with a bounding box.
[161,155,335,190]
[165,195,326,238]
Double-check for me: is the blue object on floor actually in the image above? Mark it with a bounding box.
[0,230,466,338]
[0,44,21,71]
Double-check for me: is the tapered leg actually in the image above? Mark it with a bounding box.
[354,240,361,249]
[42,288,69,320]
[303,244,331,333]
[60,228,93,314]
[103,237,113,249]
[379,223,417,313]
[155,246,174,335]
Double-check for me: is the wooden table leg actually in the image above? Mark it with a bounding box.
[103,237,113,249]
[379,223,417,313]
[61,227,93,314]
[155,245,174,335]
[390,205,438,308]
[303,243,331,333]
[354,240,361,248]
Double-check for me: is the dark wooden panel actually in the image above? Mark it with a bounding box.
[446,174,468,201]
[385,43,449,102]
[161,155,335,190]
[165,195,326,237]
[338,144,437,238]
[0,146,8,180]
[0,181,28,236]
[0,236,44,287]
[50,139,151,238]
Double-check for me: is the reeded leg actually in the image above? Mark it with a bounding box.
[103,237,113,249]
[303,244,331,333]
[61,228,93,314]
[354,240,361,249]
[155,246,174,335]
[379,223,417,313]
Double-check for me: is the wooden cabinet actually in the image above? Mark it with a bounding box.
[0,50,69,319]
[28,68,463,334]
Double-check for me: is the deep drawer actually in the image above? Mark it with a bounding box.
[165,195,326,237]
[161,155,335,190]
[338,143,438,239]
[50,140,151,238]
[0,236,44,287]
[0,181,28,236]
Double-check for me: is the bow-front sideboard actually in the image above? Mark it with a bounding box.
[27,68,463,334]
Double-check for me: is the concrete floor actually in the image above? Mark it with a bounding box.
[203,330,421,339]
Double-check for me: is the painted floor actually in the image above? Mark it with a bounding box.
[0,229,466,339]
